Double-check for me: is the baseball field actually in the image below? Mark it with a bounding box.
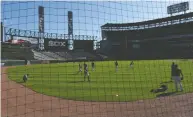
[7,60,193,102]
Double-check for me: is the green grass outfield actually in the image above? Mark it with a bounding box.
[7,60,193,102]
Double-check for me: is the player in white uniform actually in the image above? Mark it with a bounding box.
[173,64,184,92]
[91,61,95,71]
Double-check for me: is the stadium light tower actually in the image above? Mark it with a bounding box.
[3,19,12,42]
[38,6,45,50]
[68,11,73,50]
[68,11,73,36]
[1,22,3,42]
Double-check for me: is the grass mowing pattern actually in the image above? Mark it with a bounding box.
[7,60,193,102]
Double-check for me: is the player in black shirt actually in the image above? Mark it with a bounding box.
[23,74,29,83]
[115,61,118,72]
[130,61,134,68]
[171,62,175,81]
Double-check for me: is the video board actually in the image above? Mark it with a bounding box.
[73,40,94,51]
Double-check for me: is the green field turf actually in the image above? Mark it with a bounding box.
[7,60,193,102]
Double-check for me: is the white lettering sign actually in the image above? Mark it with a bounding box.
[48,41,66,47]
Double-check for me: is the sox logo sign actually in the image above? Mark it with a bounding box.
[48,41,66,47]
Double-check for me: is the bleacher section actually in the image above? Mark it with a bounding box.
[2,42,99,61]
[41,52,64,60]
[54,52,73,60]
[32,49,97,60]
[1,43,34,60]
[32,50,56,60]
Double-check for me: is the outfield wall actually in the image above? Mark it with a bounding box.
[1,60,43,67]
[1,59,192,67]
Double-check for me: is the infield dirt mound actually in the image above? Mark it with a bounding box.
[1,67,193,117]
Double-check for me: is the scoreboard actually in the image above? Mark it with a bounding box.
[167,2,189,15]
[73,40,94,51]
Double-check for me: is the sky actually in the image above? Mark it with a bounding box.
[1,1,193,41]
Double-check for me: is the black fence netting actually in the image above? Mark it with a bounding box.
[1,1,193,117]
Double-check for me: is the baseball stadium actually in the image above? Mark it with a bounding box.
[1,1,193,117]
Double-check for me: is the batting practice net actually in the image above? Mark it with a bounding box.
[1,1,193,117]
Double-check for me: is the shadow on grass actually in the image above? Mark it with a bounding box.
[66,80,95,83]
[65,81,85,83]
[67,71,83,75]
[17,81,25,83]
[160,81,173,84]
[156,92,177,97]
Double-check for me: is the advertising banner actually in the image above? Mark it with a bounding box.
[44,39,68,51]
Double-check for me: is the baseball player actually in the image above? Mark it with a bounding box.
[91,61,95,71]
[115,61,118,72]
[84,63,90,82]
[130,61,134,68]
[171,62,175,81]
[79,63,82,72]
[173,64,184,92]
[23,74,29,83]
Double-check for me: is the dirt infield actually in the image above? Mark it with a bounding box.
[1,67,193,117]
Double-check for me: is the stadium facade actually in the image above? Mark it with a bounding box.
[100,12,193,60]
